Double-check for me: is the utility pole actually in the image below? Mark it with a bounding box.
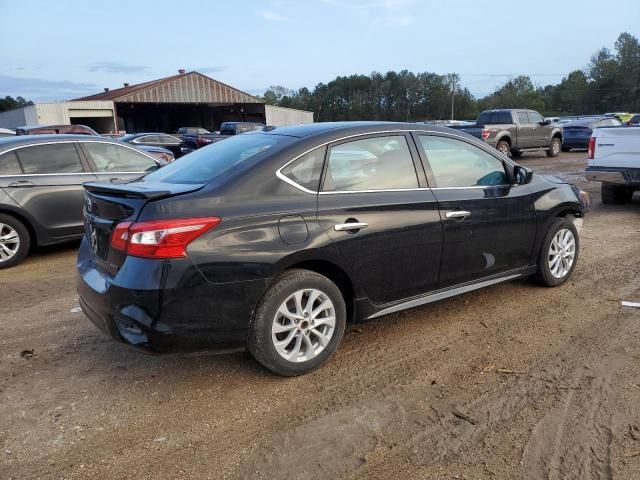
[450,75,457,120]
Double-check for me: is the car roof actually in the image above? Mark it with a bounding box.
[563,118,600,127]
[258,121,461,140]
[0,134,121,151]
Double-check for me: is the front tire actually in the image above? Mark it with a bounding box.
[533,218,579,287]
[601,183,633,205]
[0,214,30,269]
[547,137,561,157]
[248,269,347,376]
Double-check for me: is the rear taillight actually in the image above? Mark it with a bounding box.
[587,137,595,159]
[196,136,213,146]
[111,217,221,258]
[481,128,491,140]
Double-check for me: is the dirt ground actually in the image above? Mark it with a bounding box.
[1,151,639,480]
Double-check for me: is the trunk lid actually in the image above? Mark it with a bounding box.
[83,181,205,274]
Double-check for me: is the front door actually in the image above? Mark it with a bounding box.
[316,133,443,304]
[528,111,551,147]
[414,133,536,288]
[0,142,96,240]
[515,111,536,148]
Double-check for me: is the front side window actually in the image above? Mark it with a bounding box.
[418,135,508,188]
[280,147,325,191]
[16,143,84,174]
[0,151,22,175]
[529,112,544,124]
[84,142,157,172]
[323,135,419,192]
[517,112,530,124]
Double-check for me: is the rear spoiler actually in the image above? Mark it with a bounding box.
[83,181,205,200]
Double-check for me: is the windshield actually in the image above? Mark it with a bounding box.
[144,133,287,184]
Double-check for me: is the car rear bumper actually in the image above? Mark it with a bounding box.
[76,239,268,354]
[562,139,590,148]
[585,167,640,186]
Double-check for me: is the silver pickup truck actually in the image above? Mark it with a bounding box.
[585,126,640,204]
[451,109,563,158]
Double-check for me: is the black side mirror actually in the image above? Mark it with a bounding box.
[541,120,551,126]
[513,165,533,185]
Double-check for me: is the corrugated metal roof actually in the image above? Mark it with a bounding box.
[73,71,262,104]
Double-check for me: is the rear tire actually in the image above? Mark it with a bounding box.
[496,140,511,157]
[546,137,561,157]
[248,269,347,376]
[601,183,633,205]
[0,213,30,269]
[533,218,579,287]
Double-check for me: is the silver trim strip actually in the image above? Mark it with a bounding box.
[366,272,523,319]
[275,128,514,194]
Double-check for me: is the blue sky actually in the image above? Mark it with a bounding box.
[1,0,638,101]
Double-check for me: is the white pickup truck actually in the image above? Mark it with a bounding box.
[585,127,640,204]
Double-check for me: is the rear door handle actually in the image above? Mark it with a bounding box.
[8,180,35,187]
[334,222,368,232]
[445,210,471,219]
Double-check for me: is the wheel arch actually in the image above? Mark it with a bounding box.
[0,208,39,249]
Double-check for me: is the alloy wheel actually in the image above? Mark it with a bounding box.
[548,228,575,278]
[552,139,560,155]
[0,223,20,263]
[271,288,336,363]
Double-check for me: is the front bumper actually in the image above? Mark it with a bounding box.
[76,239,267,354]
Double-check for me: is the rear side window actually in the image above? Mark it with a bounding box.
[418,135,507,188]
[280,147,325,192]
[323,135,418,192]
[0,151,22,175]
[84,142,157,172]
[516,112,530,124]
[145,133,287,184]
[477,111,512,124]
[16,143,84,174]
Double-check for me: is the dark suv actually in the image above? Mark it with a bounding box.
[77,122,589,376]
[0,135,160,268]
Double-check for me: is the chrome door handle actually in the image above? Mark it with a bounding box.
[445,210,471,219]
[334,222,368,232]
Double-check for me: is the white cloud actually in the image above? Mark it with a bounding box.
[259,10,289,22]
[318,0,416,27]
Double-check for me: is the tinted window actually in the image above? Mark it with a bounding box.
[280,147,325,191]
[324,136,418,192]
[84,142,157,172]
[0,151,22,175]
[418,135,507,188]
[145,133,286,184]
[159,135,180,144]
[16,143,84,174]
[477,111,512,124]
[529,112,544,124]
[516,112,530,124]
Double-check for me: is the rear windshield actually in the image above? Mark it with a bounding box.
[477,111,512,124]
[144,133,286,184]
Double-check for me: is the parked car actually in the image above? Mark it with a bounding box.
[16,124,99,136]
[136,145,175,164]
[119,133,183,159]
[626,114,640,126]
[77,122,589,376]
[585,125,640,204]
[0,135,162,268]
[561,117,621,151]
[179,122,265,154]
[450,109,563,158]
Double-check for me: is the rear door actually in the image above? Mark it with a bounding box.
[80,141,159,183]
[0,142,97,240]
[414,133,536,287]
[515,111,535,148]
[316,133,443,304]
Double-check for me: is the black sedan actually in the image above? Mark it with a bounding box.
[561,117,621,151]
[119,133,183,158]
[77,122,589,376]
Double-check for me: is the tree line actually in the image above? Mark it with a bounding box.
[261,32,640,121]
